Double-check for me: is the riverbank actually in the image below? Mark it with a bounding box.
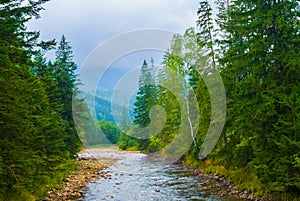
[43,146,273,201]
[179,159,274,201]
[182,166,269,201]
[43,148,118,201]
[182,160,298,201]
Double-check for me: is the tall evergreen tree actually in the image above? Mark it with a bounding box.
[219,0,300,194]
[32,35,82,156]
[51,35,81,156]
[132,60,158,150]
[133,60,157,127]
[0,0,76,200]
[197,0,216,68]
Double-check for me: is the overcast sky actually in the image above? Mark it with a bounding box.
[27,0,199,66]
[26,0,209,92]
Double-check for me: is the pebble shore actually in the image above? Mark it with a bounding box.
[43,147,273,201]
[43,154,117,201]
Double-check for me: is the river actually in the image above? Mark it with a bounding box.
[80,148,244,201]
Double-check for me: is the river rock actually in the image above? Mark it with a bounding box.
[43,152,117,201]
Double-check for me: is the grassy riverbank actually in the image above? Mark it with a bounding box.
[183,156,300,201]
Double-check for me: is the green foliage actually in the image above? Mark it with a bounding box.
[197,0,216,66]
[148,136,162,152]
[98,121,121,144]
[72,97,109,147]
[0,0,82,199]
[218,0,300,195]
[124,0,300,199]
[52,35,82,156]
[5,0,296,199]
[184,155,201,169]
[118,129,139,150]
[119,106,132,132]
[133,60,158,128]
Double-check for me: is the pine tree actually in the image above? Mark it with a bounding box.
[32,36,82,156]
[0,1,80,199]
[132,60,158,150]
[133,60,157,127]
[52,35,81,156]
[219,0,300,194]
[197,0,216,68]
[0,1,76,199]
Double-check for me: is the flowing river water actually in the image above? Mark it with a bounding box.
[80,148,244,201]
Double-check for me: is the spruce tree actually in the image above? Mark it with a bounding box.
[0,0,75,199]
[219,0,300,194]
[133,60,157,127]
[52,35,81,156]
[197,0,216,68]
[133,60,158,150]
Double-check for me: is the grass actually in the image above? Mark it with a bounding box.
[184,156,267,198]
[184,155,201,168]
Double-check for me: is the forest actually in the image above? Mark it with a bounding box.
[0,0,82,200]
[0,0,299,200]
[118,0,300,200]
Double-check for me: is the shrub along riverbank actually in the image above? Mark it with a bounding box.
[183,156,300,201]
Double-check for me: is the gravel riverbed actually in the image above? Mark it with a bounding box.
[43,148,118,201]
[43,146,272,201]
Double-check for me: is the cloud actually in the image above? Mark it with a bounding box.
[27,0,199,65]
